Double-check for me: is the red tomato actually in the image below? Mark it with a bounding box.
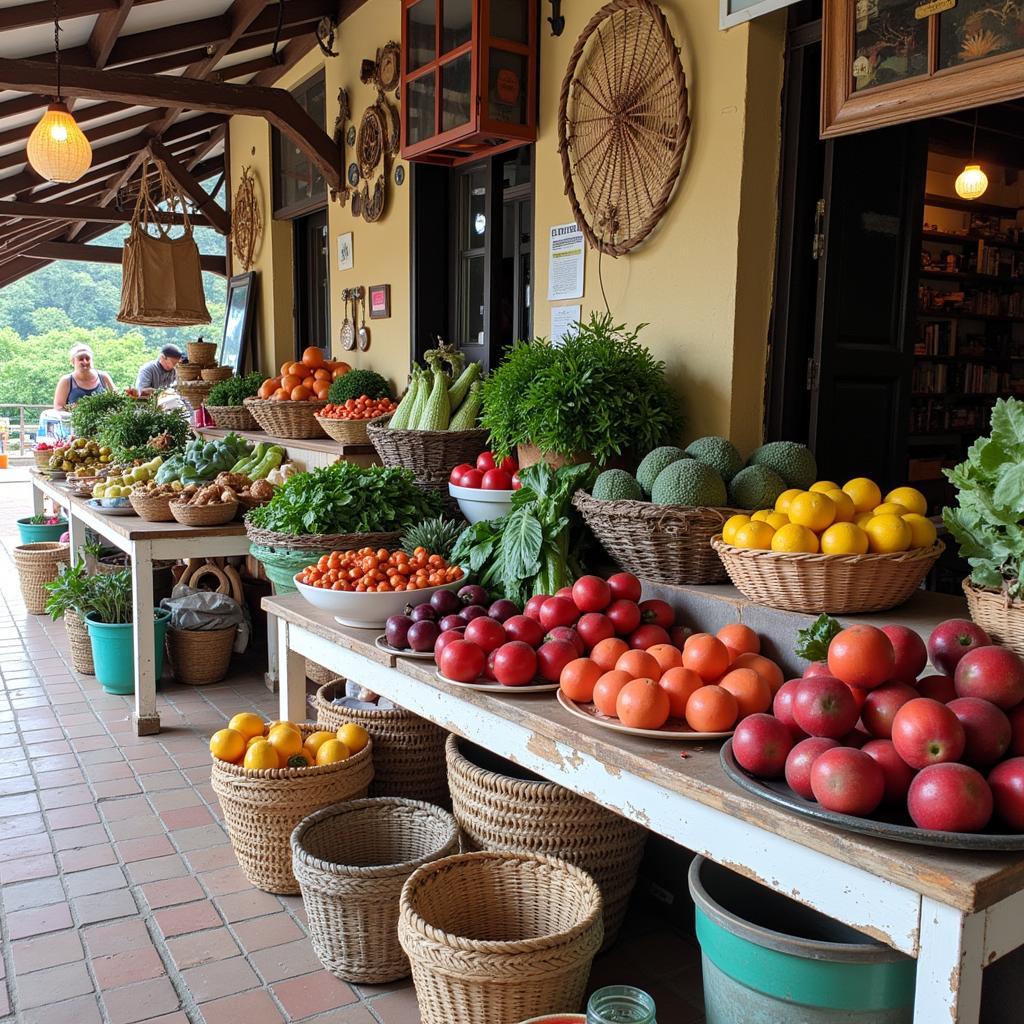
[450,463,474,485]
[481,469,514,490]
[607,572,642,603]
[511,472,523,490]
[639,599,674,628]
[460,468,484,489]
[476,452,497,473]
[497,456,518,475]
[438,640,486,682]
[493,641,538,686]
[572,576,612,613]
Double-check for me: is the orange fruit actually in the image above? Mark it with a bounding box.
[682,634,731,682]
[337,723,369,754]
[593,670,632,717]
[243,740,279,770]
[281,374,301,392]
[315,739,351,765]
[258,379,277,399]
[314,381,330,398]
[228,712,265,741]
[267,720,300,735]
[616,678,671,730]
[303,730,337,757]
[333,362,352,377]
[266,724,303,766]
[716,624,760,657]
[646,644,682,674]
[245,734,265,751]
[291,385,312,401]
[272,388,289,401]
[731,652,784,695]
[302,375,316,389]
[560,658,603,703]
[685,685,739,732]
[614,649,662,682]
[287,361,305,378]
[658,666,704,718]
[591,638,629,673]
[210,728,246,764]
[314,368,332,381]
[286,752,313,768]
[280,361,292,378]
[302,346,324,368]
[718,667,772,719]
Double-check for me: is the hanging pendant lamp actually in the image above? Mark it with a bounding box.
[955,111,988,201]
[26,0,92,183]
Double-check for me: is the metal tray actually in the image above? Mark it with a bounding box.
[720,739,1024,852]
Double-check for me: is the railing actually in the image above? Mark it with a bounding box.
[0,404,50,456]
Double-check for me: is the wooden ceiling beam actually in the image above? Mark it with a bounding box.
[148,139,229,234]
[0,99,123,148]
[0,199,208,225]
[186,126,226,171]
[89,0,136,69]
[23,240,227,275]
[0,0,117,32]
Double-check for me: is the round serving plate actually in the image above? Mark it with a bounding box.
[720,739,1024,852]
[557,690,732,741]
[374,636,435,660]
[434,670,558,694]
[85,499,136,517]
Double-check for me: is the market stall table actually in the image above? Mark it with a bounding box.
[264,590,1024,1024]
[32,470,250,735]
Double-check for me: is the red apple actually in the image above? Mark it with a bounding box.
[571,576,611,613]
[1009,705,1024,757]
[523,595,549,622]
[907,763,993,833]
[916,674,956,703]
[810,748,885,816]
[504,614,545,648]
[576,613,615,651]
[947,697,1011,767]
[861,681,919,739]
[539,597,580,631]
[463,616,507,654]
[840,727,872,749]
[881,625,928,683]
[988,757,1024,831]
[928,618,991,676]
[536,639,578,683]
[785,737,839,799]
[772,679,807,739]
[862,739,916,804]
[891,698,966,769]
[954,646,1024,710]
[482,648,499,681]
[555,587,575,601]
[607,572,642,603]
[628,624,671,650]
[803,661,831,677]
[792,676,860,739]
[491,641,538,687]
[638,599,674,628]
[827,625,895,691]
[606,599,642,636]
[545,626,584,656]
[732,714,794,779]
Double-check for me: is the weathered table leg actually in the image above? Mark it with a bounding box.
[131,542,160,736]
[265,611,279,693]
[276,616,306,724]
[913,897,984,1024]
[32,481,44,516]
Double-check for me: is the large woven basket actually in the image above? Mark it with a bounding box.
[166,626,236,685]
[206,405,258,432]
[201,366,232,382]
[711,537,945,614]
[14,542,70,615]
[963,580,1024,656]
[170,501,238,527]
[315,680,449,804]
[175,363,202,381]
[244,398,328,439]
[314,415,376,446]
[33,448,58,469]
[445,736,645,950]
[244,519,402,554]
[176,379,215,406]
[211,727,374,894]
[292,798,461,984]
[573,490,736,585]
[129,489,175,523]
[65,608,94,675]
[187,340,217,365]
[306,660,336,686]
[368,420,489,487]
[398,850,603,1024]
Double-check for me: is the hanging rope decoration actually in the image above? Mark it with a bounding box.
[558,0,690,257]
[231,165,262,272]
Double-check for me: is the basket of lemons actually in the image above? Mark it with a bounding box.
[710,479,944,614]
[209,714,374,894]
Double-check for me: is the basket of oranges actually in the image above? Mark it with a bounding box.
[209,715,374,894]
[711,480,944,614]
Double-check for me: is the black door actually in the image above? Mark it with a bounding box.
[293,208,329,356]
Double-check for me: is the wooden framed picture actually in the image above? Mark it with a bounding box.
[218,272,258,373]
[369,283,391,319]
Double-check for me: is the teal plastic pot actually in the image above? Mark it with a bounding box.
[688,856,915,1024]
[17,517,67,544]
[249,544,328,595]
[85,609,171,695]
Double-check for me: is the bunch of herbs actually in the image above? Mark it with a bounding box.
[96,400,190,462]
[70,390,134,439]
[86,569,133,624]
[206,372,264,407]
[44,561,96,620]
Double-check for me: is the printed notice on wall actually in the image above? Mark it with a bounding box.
[550,305,581,346]
[547,222,585,301]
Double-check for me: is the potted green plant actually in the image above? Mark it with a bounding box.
[44,560,97,675]
[82,569,172,695]
[481,313,683,469]
[17,512,68,545]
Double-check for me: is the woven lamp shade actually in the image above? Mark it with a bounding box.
[27,102,92,183]
[955,164,988,201]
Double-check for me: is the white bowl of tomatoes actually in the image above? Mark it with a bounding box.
[449,451,521,524]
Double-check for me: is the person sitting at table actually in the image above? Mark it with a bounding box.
[135,344,184,397]
[53,344,116,410]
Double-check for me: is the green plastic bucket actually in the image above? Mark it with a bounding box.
[249,544,327,595]
[688,856,915,1024]
[17,517,67,544]
[85,609,171,695]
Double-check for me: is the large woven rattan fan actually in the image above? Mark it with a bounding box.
[558,0,690,256]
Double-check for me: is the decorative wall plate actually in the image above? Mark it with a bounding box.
[360,176,385,223]
[231,165,262,272]
[357,105,386,179]
[347,125,356,146]
[394,164,405,186]
[377,42,401,92]
[379,95,400,156]
[348,163,360,187]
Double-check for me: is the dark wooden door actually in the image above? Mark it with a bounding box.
[293,207,329,356]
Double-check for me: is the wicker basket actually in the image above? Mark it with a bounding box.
[963,580,1024,656]
[233,493,271,523]
[33,448,59,469]
[314,415,378,446]
[398,850,603,1024]
[306,660,336,686]
[201,366,233,382]
[187,340,217,366]
[573,490,736,585]
[368,420,489,490]
[292,798,460,983]
[244,398,328,439]
[170,501,239,527]
[14,542,70,615]
[206,405,258,432]
[445,736,645,950]
[315,680,449,804]
[211,728,374,894]
[129,489,175,523]
[166,626,237,685]
[711,537,946,614]
[176,379,215,406]
[244,519,402,554]
[65,609,94,675]
[175,363,202,381]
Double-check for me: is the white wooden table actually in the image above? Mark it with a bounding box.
[32,472,250,734]
[264,591,1024,1024]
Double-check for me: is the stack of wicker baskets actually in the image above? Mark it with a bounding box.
[207,404,258,431]
[314,412,389,446]
[201,365,232,382]
[175,363,202,382]
[14,542,69,615]
[187,339,217,365]
[243,398,329,439]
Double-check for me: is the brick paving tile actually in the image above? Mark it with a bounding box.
[0,790,40,816]
[85,761,134,782]
[101,977,181,1024]
[197,988,285,1024]
[366,987,423,1024]
[101,795,151,821]
[214,888,282,923]
[46,803,101,829]
[65,863,129,898]
[39,783,94,808]
[0,851,57,883]
[131,755,177,775]
[11,930,84,974]
[15,961,94,1010]
[271,971,357,1019]
[149,789,202,812]
[154,899,222,937]
[59,844,118,873]
[230,913,304,953]
[0,773,36,794]
[73,887,139,925]
[183,845,237,872]
[78,748,126,766]
[125,854,189,884]
[4,875,65,911]
[165,927,240,970]
[137,1015,190,1024]
[32,752,80,771]
[118,834,177,862]
[73,735,117,752]
[82,919,151,956]
[301,1006,379,1024]
[93,945,166,990]
[141,875,205,910]
[35,766,86,788]
[7,901,73,940]
[109,815,167,841]
[182,956,260,1002]
[172,823,228,851]
[52,822,109,850]
[20,993,104,1024]
[249,937,323,984]
[93,778,143,799]
[0,810,45,839]
[160,804,215,830]
[140,770,189,792]
[198,864,250,897]
[0,830,51,859]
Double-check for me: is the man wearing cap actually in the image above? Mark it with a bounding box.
[135,345,184,397]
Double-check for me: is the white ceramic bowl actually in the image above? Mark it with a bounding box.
[292,572,466,629]
[449,482,515,524]
[99,496,130,508]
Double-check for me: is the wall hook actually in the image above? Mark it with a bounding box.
[548,0,564,36]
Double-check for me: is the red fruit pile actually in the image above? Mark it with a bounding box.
[450,452,521,491]
[732,617,1024,834]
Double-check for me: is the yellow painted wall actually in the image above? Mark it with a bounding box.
[228,1,786,450]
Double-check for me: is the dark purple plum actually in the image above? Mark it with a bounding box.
[431,589,462,616]
[488,599,519,623]
[458,584,489,607]
[410,604,437,623]
[439,614,464,633]
[385,614,413,650]
[460,604,488,622]
[407,620,440,653]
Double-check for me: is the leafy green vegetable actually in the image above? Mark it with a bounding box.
[248,462,441,536]
[794,614,842,663]
[206,372,264,407]
[327,369,393,404]
[481,313,683,462]
[70,390,134,438]
[95,400,190,462]
[943,397,1024,599]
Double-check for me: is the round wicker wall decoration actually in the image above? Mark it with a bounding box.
[231,165,263,272]
[357,105,385,180]
[557,0,690,257]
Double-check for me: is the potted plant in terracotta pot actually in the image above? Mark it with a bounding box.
[481,313,682,470]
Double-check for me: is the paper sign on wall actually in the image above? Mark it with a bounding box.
[551,305,581,346]
[547,223,585,301]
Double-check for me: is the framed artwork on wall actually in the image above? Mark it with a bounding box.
[369,283,391,319]
[219,272,258,374]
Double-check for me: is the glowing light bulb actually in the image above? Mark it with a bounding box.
[49,123,68,142]
[955,164,988,201]
[26,102,92,183]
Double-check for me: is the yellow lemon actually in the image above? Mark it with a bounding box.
[820,522,869,555]
[771,523,819,553]
[315,739,351,766]
[228,712,265,742]
[722,514,751,545]
[842,478,882,513]
[854,511,875,528]
[751,509,774,522]
[873,502,908,517]
[824,488,856,524]
[763,511,790,531]
[337,723,369,754]
[303,731,337,757]
[733,521,775,550]
[902,513,937,549]
[210,728,246,764]
[267,720,301,736]
[245,735,266,751]
[267,724,304,766]
[809,480,840,493]
[774,488,803,515]
[788,491,836,532]
[243,740,280,771]
[885,486,927,516]
[863,514,911,553]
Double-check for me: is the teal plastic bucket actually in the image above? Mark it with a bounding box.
[249,544,327,595]
[688,856,915,1024]
[17,517,67,544]
[85,609,171,695]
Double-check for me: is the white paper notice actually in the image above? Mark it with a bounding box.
[550,305,581,346]
[547,222,585,301]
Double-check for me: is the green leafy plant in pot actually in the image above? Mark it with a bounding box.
[17,512,67,545]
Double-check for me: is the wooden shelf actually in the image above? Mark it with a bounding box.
[924,193,1022,217]
[911,392,1003,400]
[919,310,1024,323]
[920,269,1024,287]
[921,230,1024,253]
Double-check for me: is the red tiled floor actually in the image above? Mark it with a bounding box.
[181,956,260,1001]
[46,803,101,829]
[165,927,240,970]
[249,937,324,983]
[154,900,222,937]
[15,960,94,1009]
[0,851,57,883]
[7,902,73,940]
[59,843,118,873]
[197,988,285,1024]
[271,971,357,1019]
[141,876,205,909]
[12,929,84,974]
[101,977,181,1024]
[230,913,304,953]
[214,888,282,923]
[93,945,166,990]
[20,993,104,1024]
[117,834,176,862]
